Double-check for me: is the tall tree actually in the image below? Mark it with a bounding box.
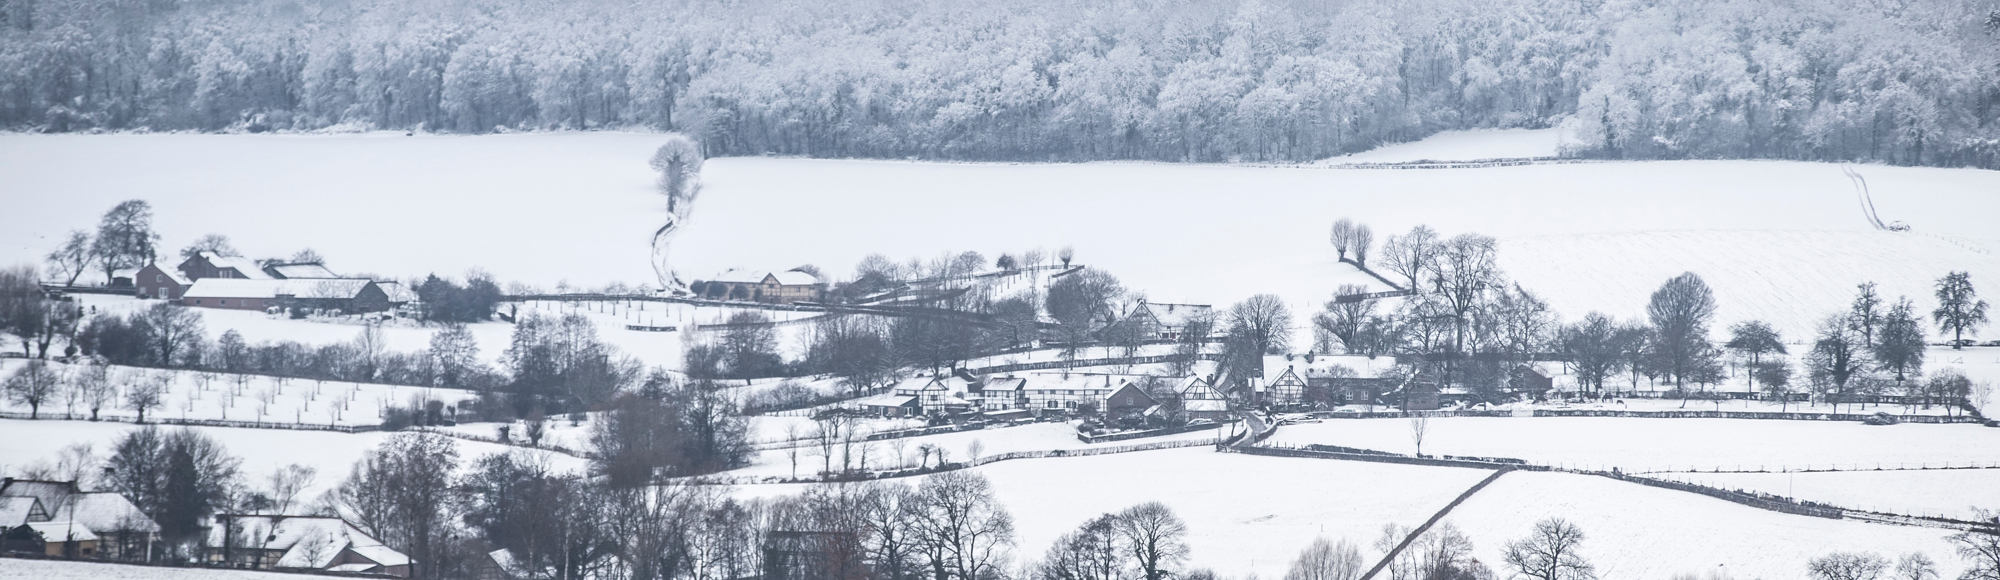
[1848,283,1883,347]
[90,200,160,284]
[178,234,239,260]
[1502,518,1595,580]
[1559,313,1624,394]
[1224,294,1292,378]
[1806,315,1867,413]
[1379,226,1439,291]
[1313,285,1375,354]
[338,433,460,579]
[1725,321,1785,392]
[1646,273,1719,391]
[1873,298,1926,382]
[3,359,62,418]
[1113,502,1188,580]
[908,471,1014,580]
[1932,271,1988,349]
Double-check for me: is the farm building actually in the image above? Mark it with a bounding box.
[133,263,191,300]
[206,514,412,577]
[1177,376,1233,421]
[182,278,389,313]
[1262,354,1401,408]
[695,269,825,304]
[979,377,1027,411]
[177,251,273,281]
[261,261,341,279]
[1112,300,1215,341]
[0,478,158,561]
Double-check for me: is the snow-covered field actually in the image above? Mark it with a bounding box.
[1656,469,2000,521]
[1316,128,1575,163]
[1263,417,2000,473]
[0,419,586,500]
[722,421,1232,479]
[0,558,317,580]
[0,358,477,426]
[1444,470,1970,579]
[738,448,1491,579]
[6,131,1997,349]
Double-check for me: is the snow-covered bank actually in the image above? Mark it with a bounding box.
[0,558,316,580]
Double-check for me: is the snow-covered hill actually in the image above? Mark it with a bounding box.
[7,132,1993,351]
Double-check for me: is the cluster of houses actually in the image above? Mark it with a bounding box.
[846,352,1450,424]
[1,478,412,577]
[130,251,418,315]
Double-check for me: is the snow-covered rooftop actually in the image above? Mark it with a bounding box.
[60,492,157,534]
[266,263,340,279]
[0,496,45,526]
[24,520,97,542]
[708,268,820,286]
[197,251,275,280]
[207,515,410,570]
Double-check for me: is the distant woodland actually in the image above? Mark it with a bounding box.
[3,0,1998,166]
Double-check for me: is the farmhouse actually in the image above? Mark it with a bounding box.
[133,263,192,300]
[1262,354,1399,408]
[890,375,977,416]
[979,377,1027,411]
[0,478,159,561]
[1114,300,1215,341]
[177,251,274,281]
[206,514,412,577]
[182,278,389,313]
[1177,376,1232,421]
[696,269,825,304]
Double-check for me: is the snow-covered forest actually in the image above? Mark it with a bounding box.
[2,0,1998,166]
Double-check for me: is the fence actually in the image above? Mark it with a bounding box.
[688,439,1214,485]
[406,426,589,458]
[0,411,380,433]
[965,352,1223,375]
[1077,421,1223,444]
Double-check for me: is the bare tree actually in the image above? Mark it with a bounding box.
[179,234,239,260]
[125,372,167,423]
[1874,298,1927,382]
[1503,518,1596,580]
[1040,514,1124,580]
[138,302,205,367]
[1560,313,1624,394]
[1224,294,1292,376]
[784,422,803,478]
[1806,552,1889,580]
[1379,225,1439,291]
[1892,552,1938,580]
[1283,537,1364,580]
[1329,219,1354,260]
[1352,225,1374,266]
[1849,282,1883,347]
[80,362,115,420]
[265,464,318,515]
[4,359,63,418]
[46,230,94,286]
[1408,416,1430,457]
[1949,509,2000,580]
[1313,285,1376,354]
[909,471,1015,580]
[1114,502,1188,580]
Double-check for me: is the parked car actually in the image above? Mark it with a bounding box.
[1187,418,1215,426]
[1863,411,1900,426]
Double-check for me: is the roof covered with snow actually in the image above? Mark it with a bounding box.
[184,278,375,300]
[375,281,419,303]
[1131,301,1213,328]
[197,251,275,280]
[266,263,341,279]
[0,479,77,516]
[981,377,1026,392]
[1,496,45,526]
[59,493,157,533]
[709,269,821,286]
[206,515,410,569]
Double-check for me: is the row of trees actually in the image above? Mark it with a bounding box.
[5,0,1998,167]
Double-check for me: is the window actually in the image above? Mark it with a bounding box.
[155,274,162,282]
[221,300,228,306]
[158,287,168,299]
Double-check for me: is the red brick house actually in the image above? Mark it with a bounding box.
[133,264,192,300]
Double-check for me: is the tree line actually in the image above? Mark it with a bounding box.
[3,0,1998,168]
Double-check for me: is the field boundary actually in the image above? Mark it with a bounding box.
[1310,408,1984,423]
[693,439,1214,485]
[1360,468,1512,580]
[0,411,381,433]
